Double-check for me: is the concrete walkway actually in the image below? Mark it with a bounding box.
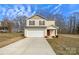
[0,38,55,55]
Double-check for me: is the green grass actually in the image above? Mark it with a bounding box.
[47,35,79,55]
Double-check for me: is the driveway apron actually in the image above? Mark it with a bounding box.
[0,38,55,55]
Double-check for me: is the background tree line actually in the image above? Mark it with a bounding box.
[1,12,79,34]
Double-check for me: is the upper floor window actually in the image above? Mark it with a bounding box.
[29,21,35,25]
[39,21,45,25]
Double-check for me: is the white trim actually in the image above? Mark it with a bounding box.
[24,27,45,37]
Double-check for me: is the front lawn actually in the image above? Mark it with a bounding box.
[47,34,79,55]
[0,33,24,48]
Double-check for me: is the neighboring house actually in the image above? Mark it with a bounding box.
[0,23,8,32]
[24,15,59,38]
[0,20,12,32]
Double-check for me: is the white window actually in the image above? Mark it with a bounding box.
[29,21,35,25]
[39,21,45,25]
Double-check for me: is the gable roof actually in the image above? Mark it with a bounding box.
[28,15,48,20]
[27,14,54,21]
[47,25,59,29]
[51,25,59,29]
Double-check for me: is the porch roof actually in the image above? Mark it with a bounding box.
[25,26,47,28]
[47,25,59,29]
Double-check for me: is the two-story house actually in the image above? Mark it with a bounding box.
[24,15,58,38]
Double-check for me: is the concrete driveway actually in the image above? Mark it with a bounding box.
[0,38,55,55]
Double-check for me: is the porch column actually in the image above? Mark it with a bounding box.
[56,29,57,35]
[45,29,47,36]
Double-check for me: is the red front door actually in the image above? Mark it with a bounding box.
[47,30,50,36]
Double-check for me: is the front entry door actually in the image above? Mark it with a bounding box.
[47,30,50,36]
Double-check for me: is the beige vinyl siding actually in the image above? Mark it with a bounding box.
[46,21,55,26]
[26,19,46,26]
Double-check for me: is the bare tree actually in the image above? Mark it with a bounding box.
[2,17,13,32]
[13,15,27,32]
[76,23,79,34]
[49,14,66,33]
[67,12,79,34]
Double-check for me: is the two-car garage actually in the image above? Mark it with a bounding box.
[24,27,45,37]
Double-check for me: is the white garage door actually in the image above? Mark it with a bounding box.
[27,30,44,37]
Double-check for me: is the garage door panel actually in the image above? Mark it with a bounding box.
[27,30,44,37]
